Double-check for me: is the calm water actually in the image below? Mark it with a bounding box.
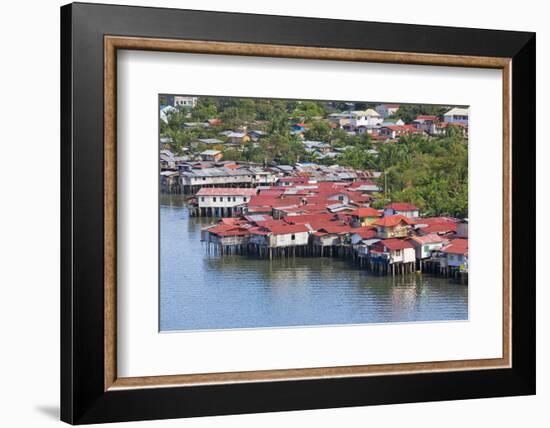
[160,195,468,331]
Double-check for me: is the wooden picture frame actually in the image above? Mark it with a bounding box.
[61,2,535,424]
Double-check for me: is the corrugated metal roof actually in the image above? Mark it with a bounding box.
[196,187,257,196]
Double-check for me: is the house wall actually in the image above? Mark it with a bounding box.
[356,245,369,257]
[174,96,197,108]
[377,225,408,239]
[457,222,469,238]
[318,235,341,246]
[447,253,467,267]
[352,216,378,227]
[218,235,248,246]
[415,242,445,259]
[202,154,223,162]
[444,115,468,124]
[384,208,419,218]
[249,234,269,246]
[379,128,397,139]
[254,173,276,184]
[271,231,309,247]
[198,194,252,208]
[350,114,382,128]
[390,247,415,264]
[327,193,350,204]
[181,173,254,187]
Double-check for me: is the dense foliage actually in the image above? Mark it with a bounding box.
[392,104,449,123]
[160,98,468,217]
[368,128,468,217]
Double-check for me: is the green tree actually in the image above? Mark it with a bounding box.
[392,104,448,123]
[304,121,331,142]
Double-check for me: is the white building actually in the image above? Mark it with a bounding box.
[384,203,419,218]
[443,107,469,125]
[410,234,447,260]
[181,167,254,189]
[174,96,198,108]
[349,109,383,128]
[179,167,274,193]
[267,225,310,248]
[196,188,257,217]
[370,239,416,264]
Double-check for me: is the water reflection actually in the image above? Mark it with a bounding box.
[160,195,468,331]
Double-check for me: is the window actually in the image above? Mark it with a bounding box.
[291,234,295,240]
[233,197,236,202]
[395,249,401,256]
[213,197,217,202]
[200,197,205,202]
[243,197,247,202]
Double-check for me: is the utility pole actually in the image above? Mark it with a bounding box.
[384,169,388,201]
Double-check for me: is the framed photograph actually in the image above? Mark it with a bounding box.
[61,2,535,424]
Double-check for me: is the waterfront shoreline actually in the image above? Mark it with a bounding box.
[160,200,468,331]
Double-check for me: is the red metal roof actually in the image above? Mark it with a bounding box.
[284,213,335,224]
[218,218,246,226]
[304,220,344,231]
[373,214,415,227]
[380,238,415,251]
[206,224,250,237]
[441,238,468,255]
[410,233,447,245]
[257,189,285,196]
[385,202,419,211]
[416,217,458,233]
[302,196,334,206]
[266,224,310,235]
[247,207,272,213]
[382,125,418,131]
[247,195,302,208]
[317,224,354,234]
[420,216,458,224]
[351,207,381,218]
[197,187,257,196]
[352,227,377,239]
[223,163,241,170]
[248,226,270,236]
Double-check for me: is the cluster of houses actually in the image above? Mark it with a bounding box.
[160,154,380,195]
[326,105,468,142]
[159,101,469,169]
[199,178,468,281]
[160,99,469,282]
